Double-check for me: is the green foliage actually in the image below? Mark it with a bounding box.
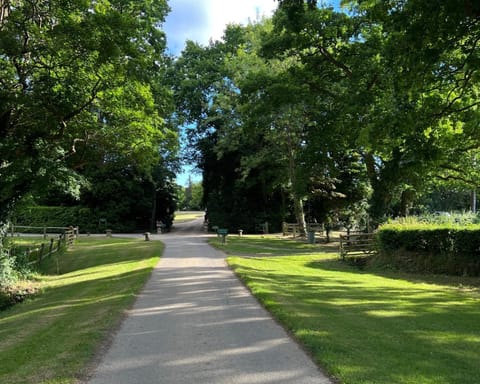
[0,0,177,227]
[417,184,474,213]
[169,0,480,230]
[269,1,480,223]
[0,254,16,289]
[14,206,96,232]
[388,212,479,226]
[0,245,38,309]
[19,160,180,233]
[13,204,154,234]
[0,232,37,290]
[377,223,480,275]
[178,180,204,210]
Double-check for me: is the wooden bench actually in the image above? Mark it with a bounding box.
[282,222,324,238]
[282,222,299,237]
[339,232,376,259]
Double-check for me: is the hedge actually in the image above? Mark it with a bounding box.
[376,224,480,276]
[12,206,139,233]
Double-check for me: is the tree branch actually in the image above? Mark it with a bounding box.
[435,174,477,187]
[317,46,353,78]
[61,77,103,123]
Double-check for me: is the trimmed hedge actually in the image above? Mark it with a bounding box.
[13,206,99,233]
[377,224,480,276]
[12,206,140,233]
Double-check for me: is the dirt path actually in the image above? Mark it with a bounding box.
[87,218,332,384]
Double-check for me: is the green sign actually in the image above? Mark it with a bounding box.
[217,228,228,235]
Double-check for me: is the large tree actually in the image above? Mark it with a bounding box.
[169,25,291,232]
[0,0,174,231]
[269,0,480,223]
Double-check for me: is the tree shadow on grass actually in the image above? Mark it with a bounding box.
[308,256,480,290]
[216,236,328,256]
[38,238,163,276]
[0,266,156,383]
[230,259,480,384]
[0,238,163,383]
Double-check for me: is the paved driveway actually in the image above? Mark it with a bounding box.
[87,218,332,384]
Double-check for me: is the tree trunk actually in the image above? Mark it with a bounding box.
[285,125,307,235]
[293,195,307,236]
[472,189,477,213]
[150,189,157,232]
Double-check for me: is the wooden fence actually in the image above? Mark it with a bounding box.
[282,222,324,238]
[8,225,78,266]
[10,225,78,240]
[339,232,376,259]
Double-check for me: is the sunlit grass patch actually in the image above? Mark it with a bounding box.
[0,237,162,384]
[174,211,204,223]
[209,234,325,255]
[227,251,480,384]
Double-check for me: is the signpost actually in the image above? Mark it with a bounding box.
[217,228,228,244]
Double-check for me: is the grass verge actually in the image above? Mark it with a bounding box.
[224,236,480,384]
[0,237,162,384]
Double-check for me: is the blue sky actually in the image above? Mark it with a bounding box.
[163,1,341,186]
[163,0,278,56]
[164,1,279,186]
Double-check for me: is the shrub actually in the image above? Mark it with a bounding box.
[0,252,17,288]
[376,223,480,276]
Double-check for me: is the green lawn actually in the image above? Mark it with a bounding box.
[225,237,480,384]
[0,237,162,384]
[209,234,328,255]
[6,236,49,249]
[174,211,204,223]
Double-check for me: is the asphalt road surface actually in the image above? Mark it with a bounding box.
[87,218,332,384]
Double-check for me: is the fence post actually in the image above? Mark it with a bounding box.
[49,238,54,256]
[39,243,45,264]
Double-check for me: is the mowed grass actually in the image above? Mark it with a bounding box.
[6,235,49,248]
[209,234,325,255]
[174,211,204,223]
[224,236,480,384]
[0,237,162,384]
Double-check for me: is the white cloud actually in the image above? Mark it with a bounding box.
[205,0,277,41]
[164,1,278,185]
[164,0,278,55]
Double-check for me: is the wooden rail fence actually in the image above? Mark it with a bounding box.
[339,232,376,259]
[282,222,324,238]
[7,225,78,266]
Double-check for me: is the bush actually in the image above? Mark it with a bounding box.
[13,206,97,232]
[376,223,480,276]
[387,212,480,226]
[0,252,17,288]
